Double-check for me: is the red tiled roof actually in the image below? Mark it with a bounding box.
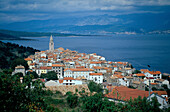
[140,69,149,73]
[89,73,103,76]
[117,62,123,64]
[148,71,161,75]
[153,91,167,96]
[15,65,25,69]
[30,63,37,66]
[40,66,52,70]
[63,77,75,80]
[93,66,102,69]
[52,64,64,67]
[115,75,124,78]
[64,68,94,72]
[90,61,102,64]
[135,73,145,77]
[41,51,46,53]
[105,86,150,101]
[24,57,33,61]
[151,83,158,85]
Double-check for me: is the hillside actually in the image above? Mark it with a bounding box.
[0,32,21,40]
[0,12,170,34]
[0,41,39,69]
[0,29,92,39]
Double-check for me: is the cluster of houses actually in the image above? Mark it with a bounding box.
[17,35,169,109]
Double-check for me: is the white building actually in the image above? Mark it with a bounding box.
[118,77,130,87]
[62,77,83,85]
[145,71,162,79]
[64,68,94,79]
[89,73,103,84]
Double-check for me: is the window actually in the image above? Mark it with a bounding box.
[67,80,68,82]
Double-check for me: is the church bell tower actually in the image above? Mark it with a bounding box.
[49,35,54,52]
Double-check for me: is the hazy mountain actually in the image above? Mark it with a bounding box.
[0,13,170,34]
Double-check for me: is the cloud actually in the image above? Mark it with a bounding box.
[1,0,170,13]
[0,0,170,23]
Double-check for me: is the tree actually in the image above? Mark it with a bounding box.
[80,93,117,112]
[13,72,23,77]
[0,71,57,111]
[27,71,39,79]
[40,73,47,79]
[150,96,161,112]
[10,58,29,70]
[47,71,58,80]
[88,81,103,93]
[66,93,79,108]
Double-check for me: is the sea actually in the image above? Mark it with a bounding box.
[2,34,170,73]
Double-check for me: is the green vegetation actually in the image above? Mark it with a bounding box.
[10,58,29,70]
[40,71,58,80]
[66,93,79,108]
[88,81,103,93]
[27,71,39,79]
[0,41,39,69]
[0,70,170,112]
[0,71,58,111]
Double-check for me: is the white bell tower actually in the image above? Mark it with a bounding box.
[49,35,54,52]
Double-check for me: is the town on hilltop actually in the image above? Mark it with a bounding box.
[14,35,169,109]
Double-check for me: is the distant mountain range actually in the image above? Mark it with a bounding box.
[0,13,170,35]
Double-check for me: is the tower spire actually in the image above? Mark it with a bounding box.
[49,35,54,52]
[50,35,53,41]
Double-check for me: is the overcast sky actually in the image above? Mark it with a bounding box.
[0,0,170,23]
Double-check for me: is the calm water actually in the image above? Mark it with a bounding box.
[2,34,170,73]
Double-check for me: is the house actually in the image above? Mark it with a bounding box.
[155,79,170,89]
[12,65,25,76]
[110,75,129,86]
[24,57,33,66]
[38,66,52,76]
[105,86,150,102]
[152,91,168,99]
[144,77,155,86]
[105,86,168,109]
[133,73,145,79]
[93,66,107,74]
[147,93,168,109]
[140,69,149,73]
[64,68,94,79]
[62,77,82,85]
[89,73,103,83]
[89,61,102,68]
[130,80,145,90]
[145,71,162,79]
[52,64,64,79]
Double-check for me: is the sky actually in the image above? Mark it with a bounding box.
[0,0,170,24]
